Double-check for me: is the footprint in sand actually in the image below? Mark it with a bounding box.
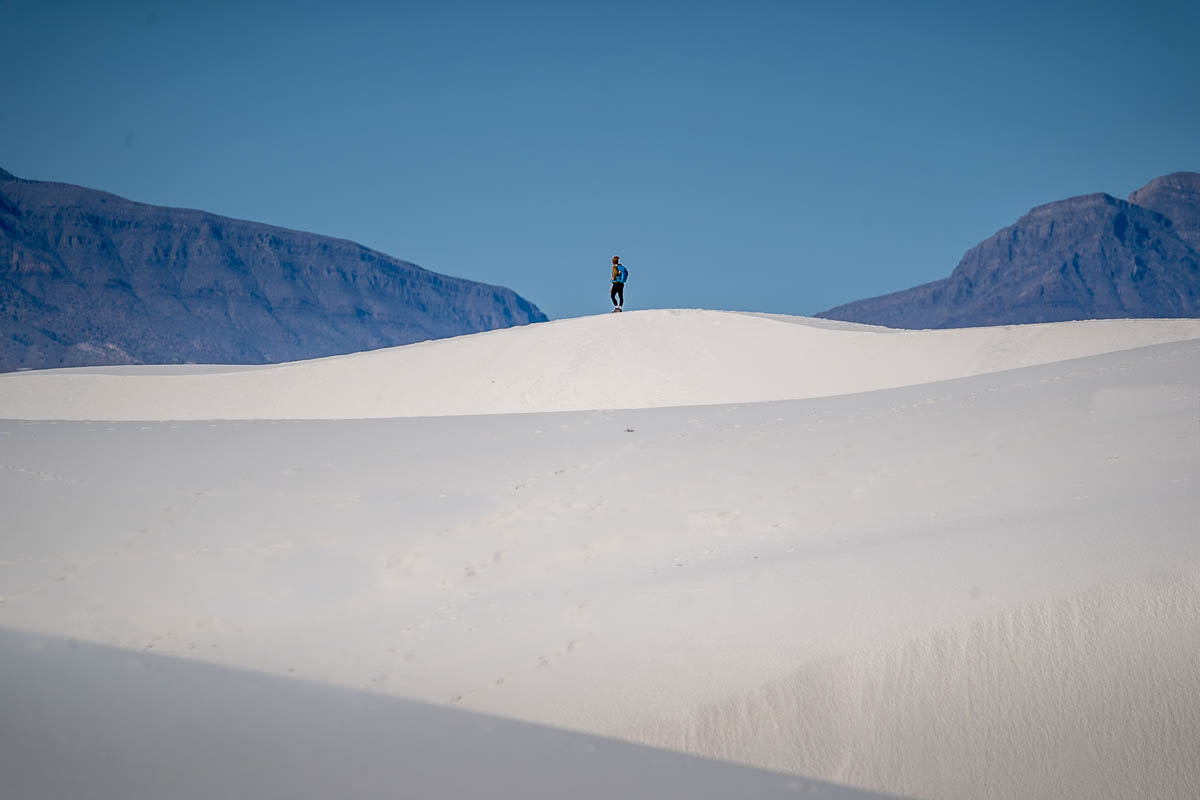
[538,639,585,667]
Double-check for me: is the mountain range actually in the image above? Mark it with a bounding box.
[6,167,1199,373]
[0,167,546,372]
[818,172,1200,328]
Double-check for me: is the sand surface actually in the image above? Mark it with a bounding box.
[3,311,1200,798]
[3,310,1200,419]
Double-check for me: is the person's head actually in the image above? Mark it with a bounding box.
[612,256,620,265]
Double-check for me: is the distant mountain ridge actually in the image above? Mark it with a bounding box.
[818,172,1200,328]
[0,169,547,372]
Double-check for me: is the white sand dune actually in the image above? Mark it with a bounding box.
[0,631,888,800]
[2,309,1199,419]
[3,312,1200,799]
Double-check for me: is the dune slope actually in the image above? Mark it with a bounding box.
[2,309,1199,419]
[0,631,889,800]
[3,317,1199,798]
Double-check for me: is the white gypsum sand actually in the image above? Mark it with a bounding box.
[0,632,888,800]
[2,312,1200,799]
[2,310,1200,420]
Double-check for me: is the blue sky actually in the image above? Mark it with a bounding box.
[3,0,1198,319]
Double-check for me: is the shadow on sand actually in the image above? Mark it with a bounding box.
[0,628,897,800]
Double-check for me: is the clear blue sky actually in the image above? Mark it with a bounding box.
[3,0,1198,319]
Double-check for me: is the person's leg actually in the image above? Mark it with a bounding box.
[616,282,624,308]
[611,283,619,307]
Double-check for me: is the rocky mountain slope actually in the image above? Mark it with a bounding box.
[818,172,1200,329]
[0,168,546,371]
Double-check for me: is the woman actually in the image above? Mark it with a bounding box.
[610,255,628,312]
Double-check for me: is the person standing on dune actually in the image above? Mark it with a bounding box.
[610,255,628,312]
